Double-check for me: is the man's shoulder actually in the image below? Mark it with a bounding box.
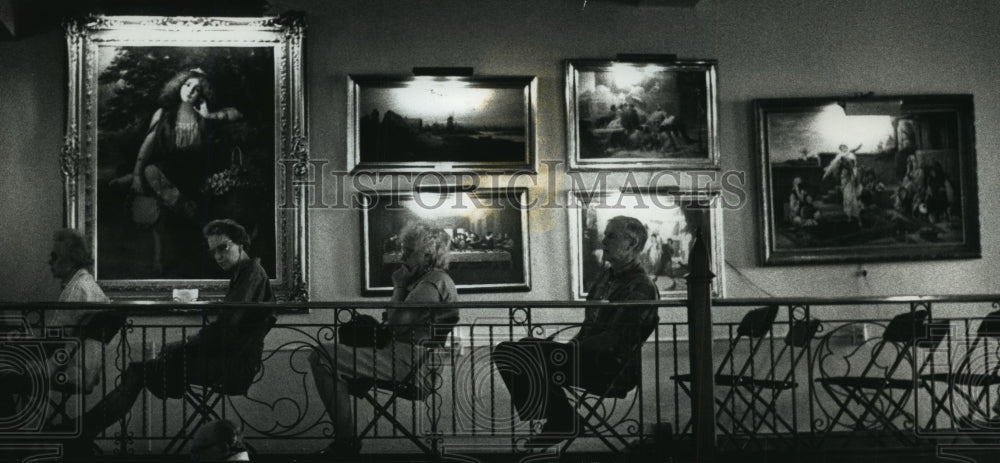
[613,267,659,301]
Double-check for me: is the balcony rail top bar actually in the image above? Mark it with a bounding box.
[4,293,999,311]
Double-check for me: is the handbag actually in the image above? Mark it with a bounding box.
[338,314,391,349]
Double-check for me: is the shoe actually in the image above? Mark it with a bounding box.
[525,434,567,450]
[60,438,101,459]
[525,414,585,449]
[318,438,362,458]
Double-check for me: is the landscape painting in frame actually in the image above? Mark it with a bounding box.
[566,58,718,170]
[360,188,531,295]
[63,15,309,299]
[756,95,980,265]
[568,189,724,300]
[348,75,537,173]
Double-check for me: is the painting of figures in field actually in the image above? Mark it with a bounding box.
[758,96,980,264]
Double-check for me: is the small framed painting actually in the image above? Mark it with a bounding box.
[347,75,537,173]
[568,188,724,300]
[359,188,531,295]
[565,58,718,170]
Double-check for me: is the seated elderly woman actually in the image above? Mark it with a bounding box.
[46,229,122,395]
[309,221,459,456]
[1,230,122,419]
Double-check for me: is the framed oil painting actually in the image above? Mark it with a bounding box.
[359,188,531,295]
[568,188,724,300]
[62,15,309,300]
[347,75,537,173]
[756,95,980,265]
[565,58,718,170]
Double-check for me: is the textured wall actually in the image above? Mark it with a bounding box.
[1,0,998,305]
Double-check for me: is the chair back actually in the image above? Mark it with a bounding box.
[737,305,779,338]
[784,318,822,348]
[977,310,1000,339]
[883,309,929,344]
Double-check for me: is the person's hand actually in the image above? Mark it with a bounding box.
[196,101,210,118]
[130,175,144,195]
[392,264,415,288]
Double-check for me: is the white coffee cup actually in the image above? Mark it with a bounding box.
[172,289,199,303]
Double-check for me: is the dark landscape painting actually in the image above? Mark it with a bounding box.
[350,76,534,171]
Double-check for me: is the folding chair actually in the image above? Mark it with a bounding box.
[815,309,943,448]
[721,317,822,450]
[164,316,276,454]
[673,305,780,441]
[919,310,1000,435]
[343,315,460,456]
[553,310,661,454]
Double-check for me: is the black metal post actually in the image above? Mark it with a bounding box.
[686,231,716,461]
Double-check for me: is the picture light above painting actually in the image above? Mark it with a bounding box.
[347,75,538,174]
[755,94,980,265]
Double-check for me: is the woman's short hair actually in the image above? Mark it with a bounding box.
[53,229,93,270]
[203,219,250,247]
[609,215,648,252]
[158,68,213,108]
[400,221,452,270]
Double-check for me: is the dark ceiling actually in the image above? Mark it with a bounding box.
[0,0,271,40]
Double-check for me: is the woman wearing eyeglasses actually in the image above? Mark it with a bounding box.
[63,219,274,453]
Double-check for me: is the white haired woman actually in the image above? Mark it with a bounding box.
[309,221,459,455]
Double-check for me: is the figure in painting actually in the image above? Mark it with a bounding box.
[110,69,243,222]
[823,143,862,182]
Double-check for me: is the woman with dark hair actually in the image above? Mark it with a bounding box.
[63,219,274,452]
[309,220,459,456]
[111,68,242,220]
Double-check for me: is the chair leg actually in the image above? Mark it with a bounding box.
[558,391,630,453]
[164,391,224,454]
[356,392,436,456]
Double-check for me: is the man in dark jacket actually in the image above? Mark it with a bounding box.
[492,216,659,444]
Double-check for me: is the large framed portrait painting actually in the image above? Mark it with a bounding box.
[756,95,980,264]
[62,15,309,300]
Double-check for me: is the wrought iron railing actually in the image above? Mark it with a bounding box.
[5,296,1000,459]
